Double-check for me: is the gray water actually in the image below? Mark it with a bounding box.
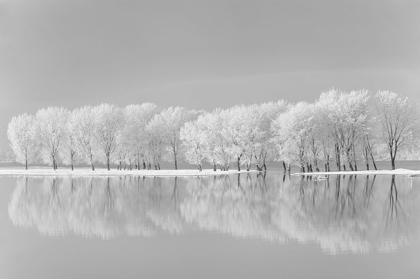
[1,173,420,278]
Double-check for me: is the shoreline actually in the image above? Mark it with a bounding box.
[0,168,258,177]
[292,169,420,177]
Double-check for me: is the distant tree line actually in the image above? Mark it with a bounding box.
[6,90,420,172]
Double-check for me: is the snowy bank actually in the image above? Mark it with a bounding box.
[292,169,420,177]
[0,168,258,177]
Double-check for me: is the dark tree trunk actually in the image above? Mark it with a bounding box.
[91,162,95,171]
[107,155,110,171]
[175,155,178,170]
[25,158,28,170]
[366,163,369,170]
[282,161,287,172]
[370,152,377,170]
[71,163,74,171]
[237,157,241,171]
[213,163,216,171]
[391,157,396,170]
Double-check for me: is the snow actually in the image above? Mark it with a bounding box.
[0,168,258,177]
[292,169,420,177]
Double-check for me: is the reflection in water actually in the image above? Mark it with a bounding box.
[7,173,420,255]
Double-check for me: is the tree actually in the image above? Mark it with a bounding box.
[34,107,68,169]
[93,104,124,171]
[123,103,159,169]
[180,120,207,171]
[375,91,419,170]
[60,110,79,171]
[146,114,167,170]
[254,101,288,171]
[272,102,314,172]
[158,107,199,170]
[73,106,97,171]
[7,114,36,170]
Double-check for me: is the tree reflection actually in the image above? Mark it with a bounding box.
[7,174,420,254]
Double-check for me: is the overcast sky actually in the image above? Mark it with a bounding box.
[1,0,420,145]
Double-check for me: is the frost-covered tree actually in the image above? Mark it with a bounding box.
[158,107,199,170]
[146,114,167,170]
[211,109,233,170]
[375,91,419,170]
[73,106,97,170]
[123,103,159,169]
[93,104,124,171]
[193,111,220,171]
[34,107,68,169]
[272,102,314,172]
[254,101,288,171]
[180,121,207,171]
[60,110,79,171]
[7,114,36,169]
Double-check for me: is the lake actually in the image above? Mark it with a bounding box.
[1,172,420,278]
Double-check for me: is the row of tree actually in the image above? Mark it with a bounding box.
[7,90,419,172]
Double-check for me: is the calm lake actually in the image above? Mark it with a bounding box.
[1,173,420,278]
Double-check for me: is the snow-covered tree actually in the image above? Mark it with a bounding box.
[73,106,97,170]
[375,91,419,170]
[145,114,167,170]
[255,101,288,171]
[123,103,159,169]
[158,107,199,170]
[272,102,314,172]
[34,107,68,169]
[93,104,124,171]
[180,120,207,171]
[60,110,79,171]
[7,114,36,169]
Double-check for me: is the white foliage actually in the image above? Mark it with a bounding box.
[7,114,36,167]
[34,107,67,167]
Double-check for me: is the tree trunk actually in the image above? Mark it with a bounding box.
[91,162,95,171]
[282,161,287,172]
[213,163,216,172]
[25,158,28,170]
[107,155,110,171]
[71,163,74,171]
[391,157,396,170]
[366,163,369,170]
[371,156,377,170]
[237,157,241,171]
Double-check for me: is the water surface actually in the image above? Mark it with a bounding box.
[1,173,420,278]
